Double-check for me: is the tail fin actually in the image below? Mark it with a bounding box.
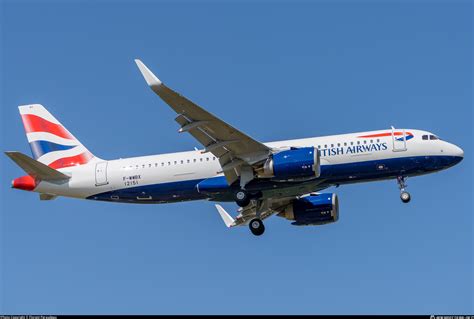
[19,104,97,169]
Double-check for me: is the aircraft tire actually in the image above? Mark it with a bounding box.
[249,218,265,236]
[235,190,251,207]
[400,191,411,203]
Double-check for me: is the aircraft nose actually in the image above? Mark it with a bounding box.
[446,143,464,167]
[451,144,464,158]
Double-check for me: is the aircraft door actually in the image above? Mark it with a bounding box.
[391,126,407,152]
[95,161,109,186]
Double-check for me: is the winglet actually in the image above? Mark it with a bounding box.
[134,59,162,87]
[215,204,235,228]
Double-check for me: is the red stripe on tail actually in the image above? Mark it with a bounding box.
[21,114,74,140]
[48,152,93,169]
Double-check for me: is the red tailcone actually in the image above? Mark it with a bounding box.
[12,175,37,191]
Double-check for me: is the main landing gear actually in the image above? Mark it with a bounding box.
[234,189,251,207]
[234,188,265,236]
[249,218,265,236]
[397,176,411,203]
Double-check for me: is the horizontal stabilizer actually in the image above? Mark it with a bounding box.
[215,204,236,228]
[5,151,70,181]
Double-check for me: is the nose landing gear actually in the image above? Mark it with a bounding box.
[397,176,411,203]
[400,191,411,203]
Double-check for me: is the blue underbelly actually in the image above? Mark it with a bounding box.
[321,155,461,184]
[88,179,207,204]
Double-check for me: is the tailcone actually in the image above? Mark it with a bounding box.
[12,175,37,191]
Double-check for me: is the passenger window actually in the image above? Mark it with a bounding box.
[180,160,184,164]
[324,145,327,148]
[161,163,164,166]
[344,142,347,146]
[350,142,354,145]
[193,159,197,163]
[370,140,373,143]
[200,158,203,162]
[422,135,428,140]
[318,145,321,149]
[206,157,209,161]
[377,139,380,143]
[363,140,367,144]
[168,162,171,166]
[213,157,216,160]
[337,143,340,147]
[357,141,360,145]
[187,159,190,163]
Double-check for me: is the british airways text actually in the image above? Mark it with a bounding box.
[320,142,388,157]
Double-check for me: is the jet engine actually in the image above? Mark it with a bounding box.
[257,147,320,180]
[278,193,339,226]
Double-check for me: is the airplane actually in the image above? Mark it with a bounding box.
[5,60,464,236]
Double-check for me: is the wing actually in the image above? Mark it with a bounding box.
[135,59,271,185]
[215,197,293,227]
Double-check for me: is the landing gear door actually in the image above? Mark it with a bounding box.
[95,161,109,186]
[391,126,407,152]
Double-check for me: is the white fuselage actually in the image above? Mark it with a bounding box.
[29,128,463,203]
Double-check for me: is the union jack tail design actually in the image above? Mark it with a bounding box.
[19,104,97,169]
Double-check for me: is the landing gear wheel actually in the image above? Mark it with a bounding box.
[400,191,411,203]
[235,190,251,207]
[397,176,411,203]
[249,218,265,236]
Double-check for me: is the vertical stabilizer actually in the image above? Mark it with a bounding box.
[18,104,97,169]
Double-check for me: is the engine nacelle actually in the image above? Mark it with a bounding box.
[260,147,320,180]
[278,193,339,226]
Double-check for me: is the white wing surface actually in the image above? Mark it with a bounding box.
[135,59,271,185]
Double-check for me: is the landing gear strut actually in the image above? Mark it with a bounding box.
[397,176,411,203]
[249,218,265,236]
[234,189,251,207]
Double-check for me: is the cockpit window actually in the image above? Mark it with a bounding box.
[423,134,441,141]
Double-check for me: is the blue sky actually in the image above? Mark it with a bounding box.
[1,0,472,314]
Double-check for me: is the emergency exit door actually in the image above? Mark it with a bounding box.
[391,126,407,152]
[95,162,108,186]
